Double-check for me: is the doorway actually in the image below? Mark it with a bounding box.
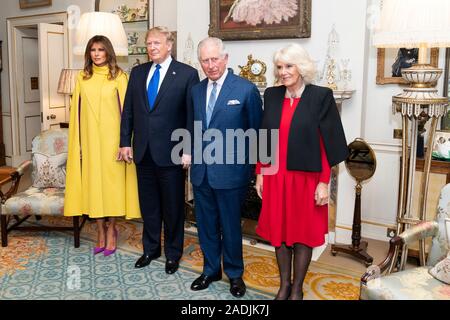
[6,12,70,166]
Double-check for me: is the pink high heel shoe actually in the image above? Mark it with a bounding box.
[104,229,118,256]
[93,246,105,255]
[94,225,107,255]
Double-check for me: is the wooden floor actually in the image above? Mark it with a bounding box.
[318,238,390,274]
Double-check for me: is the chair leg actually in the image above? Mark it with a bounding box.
[1,215,8,247]
[73,216,80,248]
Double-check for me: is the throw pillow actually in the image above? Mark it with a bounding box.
[429,253,450,284]
[32,152,67,188]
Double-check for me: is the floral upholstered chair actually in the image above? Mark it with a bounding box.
[360,183,450,300]
[0,128,85,247]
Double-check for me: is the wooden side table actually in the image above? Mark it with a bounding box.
[0,166,21,201]
[0,167,16,184]
[416,157,450,183]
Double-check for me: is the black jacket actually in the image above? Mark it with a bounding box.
[120,60,199,165]
[260,84,349,172]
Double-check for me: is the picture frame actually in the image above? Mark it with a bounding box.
[376,47,439,85]
[171,31,177,60]
[95,0,153,25]
[19,0,52,9]
[441,48,450,130]
[208,0,311,41]
[431,130,450,161]
[126,28,148,55]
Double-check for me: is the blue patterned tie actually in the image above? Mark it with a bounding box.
[206,82,217,127]
[147,64,161,111]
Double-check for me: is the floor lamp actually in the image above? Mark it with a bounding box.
[373,0,450,272]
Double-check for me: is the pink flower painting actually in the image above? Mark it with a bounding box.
[224,0,298,26]
[209,0,311,41]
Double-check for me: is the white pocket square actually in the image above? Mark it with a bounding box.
[227,99,241,105]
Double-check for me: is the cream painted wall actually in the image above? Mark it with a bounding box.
[154,0,177,30]
[0,0,93,113]
[0,0,93,164]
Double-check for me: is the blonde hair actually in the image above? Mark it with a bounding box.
[273,43,316,84]
[146,26,175,45]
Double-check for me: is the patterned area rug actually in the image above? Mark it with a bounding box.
[0,217,360,300]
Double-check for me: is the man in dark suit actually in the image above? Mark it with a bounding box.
[119,26,199,274]
[189,37,263,297]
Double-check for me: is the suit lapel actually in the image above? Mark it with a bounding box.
[209,73,234,126]
[271,85,286,128]
[141,62,152,113]
[198,80,208,130]
[152,60,177,111]
[291,84,312,121]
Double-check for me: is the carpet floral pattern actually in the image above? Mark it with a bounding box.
[0,217,361,300]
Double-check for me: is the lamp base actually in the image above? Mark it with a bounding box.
[393,64,448,117]
[331,241,373,267]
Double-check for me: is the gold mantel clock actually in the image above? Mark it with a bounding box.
[238,54,267,87]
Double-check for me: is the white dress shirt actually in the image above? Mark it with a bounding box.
[206,69,228,108]
[146,55,173,91]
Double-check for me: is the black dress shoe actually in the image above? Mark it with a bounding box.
[190,273,222,291]
[165,260,179,274]
[135,254,159,268]
[229,277,246,298]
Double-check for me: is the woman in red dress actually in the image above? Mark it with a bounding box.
[255,44,348,300]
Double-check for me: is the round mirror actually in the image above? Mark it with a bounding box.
[345,138,376,182]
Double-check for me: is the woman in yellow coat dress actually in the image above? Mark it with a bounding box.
[64,35,141,256]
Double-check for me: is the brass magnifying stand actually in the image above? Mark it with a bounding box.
[331,138,375,266]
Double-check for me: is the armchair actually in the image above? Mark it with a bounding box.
[0,129,86,247]
[360,183,450,300]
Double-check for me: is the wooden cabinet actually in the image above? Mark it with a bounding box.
[0,41,5,166]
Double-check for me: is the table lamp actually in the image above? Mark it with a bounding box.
[73,11,128,56]
[57,68,81,95]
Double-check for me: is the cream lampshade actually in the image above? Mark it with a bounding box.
[372,0,450,271]
[73,12,128,56]
[373,0,450,101]
[57,68,82,95]
[373,0,450,50]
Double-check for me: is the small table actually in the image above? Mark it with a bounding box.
[0,167,16,185]
[416,157,450,183]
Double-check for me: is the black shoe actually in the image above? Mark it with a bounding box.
[190,273,222,291]
[135,254,159,268]
[165,259,179,274]
[229,277,246,298]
